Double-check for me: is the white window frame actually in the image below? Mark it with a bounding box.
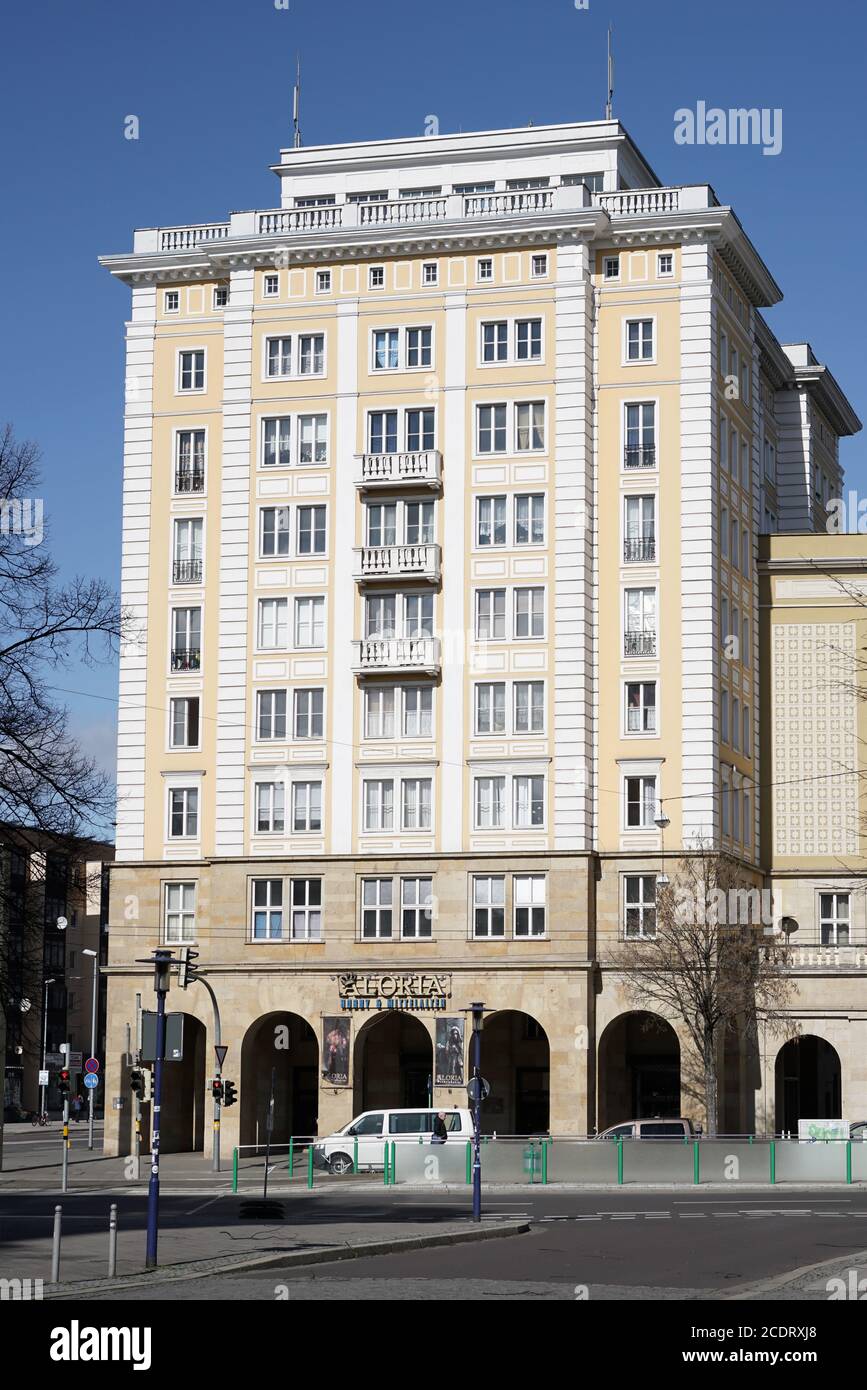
[257,597,289,652]
[251,878,283,941]
[254,781,285,835]
[360,877,393,938]
[177,348,206,394]
[290,877,323,941]
[514,874,546,937]
[164,882,197,944]
[263,272,279,297]
[622,399,658,472]
[530,253,548,279]
[401,877,433,939]
[603,254,620,282]
[168,696,201,751]
[622,316,656,366]
[472,875,505,938]
[476,257,494,283]
[256,688,288,742]
[174,427,207,495]
[293,687,324,740]
[315,269,332,295]
[164,289,180,314]
[622,874,657,940]
[623,771,659,831]
[422,261,439,286]
[368,265,385,289]
[293,595,326,649]
[291,780,322,833]
[167,785,199,840]
[656,252,674,278]
[623,680,657,737]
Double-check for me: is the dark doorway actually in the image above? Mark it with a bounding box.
[598,1013,681,1129]
[479,1011,550,1135]
[775,1035,842,1132]
[354,1013,433,1113]
[240,1012,319,1146]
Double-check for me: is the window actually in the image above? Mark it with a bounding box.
[721,595,729,646]
[176,430,205,492]
[405,500,434,544]
[743,790,751,846]
[258,597,288,650]
[473,876,505,937]
[475,682,506,734]
[515,318,542,361]
[476,588,506,640]
[476,495,506,547]
[476,257,493,282]
[179,350,205,391]
[625,402,656,468]
[732,785,741,841]
[624,875,656,939]
[169,787,199,838]
[262,417,292,468]
[721,689,729,744]
[365,592,396,637]
[257,689,287,741]
[603,255,620,281]
[531,253,548,278]
[406,408,435,451]
[294,596,325,648]
[626,681,656,734]
[405,593,433,637]
[819,893,850,946]
[513,775,544,827]
[403,686,433,737]
[721,780,730,836]
[742,615,750,667]
[402,878,433,938]
[624,588,656,656]
[361,878,392,938]
[507,176,549,191]
[369,265,385,288]
[624,495,655,562]
[474,776,505,829]
[347,190,387,204]
[373,329,399,370]
[515,402,545,451]
[743,704,751,757]
[625,319,654,362]
[402,778,432,830]
[252,879,282,941]
[170,697,200,749]
[297,505,327,555]
[294,688,324,739]
[369,410,398,454]
[741,438,750,488]
[171,607,201,670]
[515,494,544,544]
[406,327,432,368]
[730,518,739,569]
[364,686,395,739]
[266,336,293,378]
[260,506,290,557]
[164,290,180,313]
[514,587,545,638]
[213,286,228,307]
[255,782,284,834]
[299,333,324,375]
[732,696,740,752]
[316,270,331,294]
[422,262,438,286]
[165,883,196,944]
[264,274,279,297]
[172,518,203,584]
[625,774,657,829]
[515,681,544,733]
[742,528,750,577]
[291,878,322,940]
[477,403,507,454]
[299,414,327,464]
[482,321,508,363]
[719,415,729,471]
[721,506,729,558]
[364,779,394,831]
[292,781,322,832]
[294,195,336,207]
[514,875,546,936]
[657,252,673,277]
[400,186,441,197]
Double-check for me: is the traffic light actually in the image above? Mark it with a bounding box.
[177,946,199,990]
[129,1067,143,1096]
[141,1069,153,1103]
[223,1080,237,1108]
[58,1069,70,1098]
[211,1078,223,1102]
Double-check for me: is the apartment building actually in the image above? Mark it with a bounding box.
[99,119,861,1151]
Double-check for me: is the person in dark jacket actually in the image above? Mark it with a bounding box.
[431,1112,448,1145]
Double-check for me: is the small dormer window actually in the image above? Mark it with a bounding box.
[213,286,228,308]
[422,262,438,287]
[316,270,332,294]
[603,255,620,281]
[264,274,279,297]
[531,253,548,279]
[165,290,180,313]
[369,266,385,289]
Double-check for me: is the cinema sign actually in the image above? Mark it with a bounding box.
[337,972,452,1012]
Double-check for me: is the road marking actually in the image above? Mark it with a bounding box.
[185,1195,224,1215]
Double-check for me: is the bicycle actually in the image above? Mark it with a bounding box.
[30,1112,49,1127]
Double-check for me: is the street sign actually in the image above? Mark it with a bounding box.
[467,1076,491,1103]
[214,1044,228,1069]
[83,1073,99,1090]
[141,1011,184,1061]
[84,1057,100,1074]
[68,1052,83,1070]
[38,1069,49,1087]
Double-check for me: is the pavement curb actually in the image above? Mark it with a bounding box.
[41,1219,531,1298]
[720,1246,867,1301]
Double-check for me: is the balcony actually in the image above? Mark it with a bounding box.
[171,648,201,672]
[173,558,203,584]
[353,543,441,584]
[624,537,656,563]
[624,446,656,470]
[351,636,441,676]
[175,468,205,494]
[624,630,657,658]
[355,451,442,490]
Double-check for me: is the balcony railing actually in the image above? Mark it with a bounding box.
[624,630,657,658]
[355,450,442,490]
[353,543,441,583]
[597,189,681,216]
[351,636,441,675]
[257,207,343,235]
[624,446,656,470]
[175,468,205,493]
[159,223,230,251]
[624,537,656,563]
[171,648,201,671]
[173,558,203,584]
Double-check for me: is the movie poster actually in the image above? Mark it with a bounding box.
[321,1016,350,1087]
[435,1017,465,1087]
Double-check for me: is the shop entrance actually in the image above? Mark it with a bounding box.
[598,1012,681,1129]
[479,1011,550,1135]
[240,1012,319,1146]
[775,1035,842,1132]
[354,1012,433,1113]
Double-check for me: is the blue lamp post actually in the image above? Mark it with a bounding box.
[140,949,174,1268]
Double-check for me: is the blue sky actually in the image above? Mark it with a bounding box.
[2,0,865,796]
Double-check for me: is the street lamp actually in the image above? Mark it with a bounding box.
[136,949,174,1268]
[82,949,98,1150]
[655,806,671,889]
[470,1002,485,1224]
[40,978,56,1120]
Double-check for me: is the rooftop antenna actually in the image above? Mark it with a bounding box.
[605,24,614,120]
[292,54,302,148]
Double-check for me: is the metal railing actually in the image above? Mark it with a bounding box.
[624,445,656,469]
[172,559,203,584]
[170,647,201,671]
[175,468,205,493]
[624,630,657,657]
[624,536,656,563]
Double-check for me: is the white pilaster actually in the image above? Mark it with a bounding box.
[330,300,359,853]
[440,292,468,853]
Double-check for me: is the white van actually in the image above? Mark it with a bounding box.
[312,1108,474,1175]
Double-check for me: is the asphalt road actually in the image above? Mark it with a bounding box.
[12,1187,867,1301]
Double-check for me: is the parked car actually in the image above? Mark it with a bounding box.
[595,1117,699,1140]
[848,1120,867,1142]
[313,1107,474,1175]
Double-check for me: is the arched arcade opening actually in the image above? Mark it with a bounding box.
[479,1010,550,1135]
[775,1035,842,1133]
[598,1012,681,1130]
[240,1011,319,1146]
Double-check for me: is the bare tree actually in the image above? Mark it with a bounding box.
[608,845,797,1136]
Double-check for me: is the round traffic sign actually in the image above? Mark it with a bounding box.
[84,1057,100,1074]
[83,1073,99,1090]
[467,1076,491,1103]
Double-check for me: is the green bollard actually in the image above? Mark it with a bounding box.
[288,1136,294,1177]
[617,1135,624,1186]
[465,1141,472,1184]
[542,1138,550,1185]
[693,1139,700,1185]
[232,1147,238,1194]
[307,1143,314,1189]
[383,1141,390,1185]
[354,1135,358,1174]
[390,1141,396,1185]
[769,1139,776,1184]
[847,1140,853,1185]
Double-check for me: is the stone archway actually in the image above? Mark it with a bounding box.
[479,1010,550,1135]
[240,1011,319,1147]
[353,1012,433,1113]
[775,1035,842,1133]
[598,1012,681,1129]
[156,1012,207,1154]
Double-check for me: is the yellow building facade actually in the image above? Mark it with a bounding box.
[99,120,862,1153]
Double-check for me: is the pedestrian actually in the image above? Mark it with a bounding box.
[431,1112,448,1145]
[71,1093,82,1122]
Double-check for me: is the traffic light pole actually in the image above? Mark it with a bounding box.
[61,1095,70,1193]
[144,951,172,1269]
[193,976,223,1173]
